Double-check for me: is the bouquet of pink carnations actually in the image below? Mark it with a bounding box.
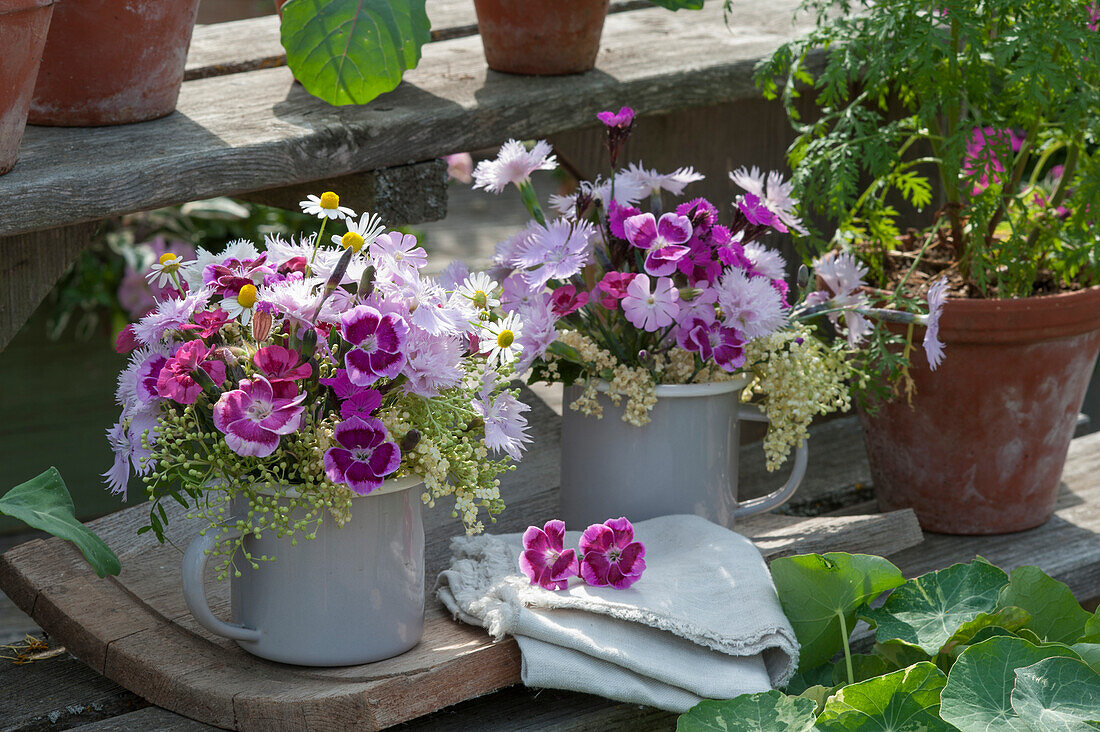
[106,193,531,575]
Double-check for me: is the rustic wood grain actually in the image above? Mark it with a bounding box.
[76,706,218,731]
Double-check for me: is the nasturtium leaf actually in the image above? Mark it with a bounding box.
[646,0,705,9]
[998,566,1093,644]
[940,636,1083,732]
[1018,628,1044,645]
[0,468,121,578]
[675,691,816,732]
[785,662,837,695]
[786,654,892,694]
[938,606,1032,658]
[1071,643,1100,674]
[815,661,953,731]
[873,639,930,670]
[770,553,905,671]
[1081,610,1100,643]
[798,685,833,715]
[280,0,431,106]
[1011,656,1100,731]
[861,559,1008,655]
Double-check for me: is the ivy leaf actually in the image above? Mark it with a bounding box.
[1011,656,1100,731]
[861,559,1009,654]
[770,553,905,670]
[280,0,431,106]
[815,661,954,731]
[675,691,816,732]
[940,636,1084,732]
[997,566,1092,644]
[938,606,1032,659]
[0,468,121,578]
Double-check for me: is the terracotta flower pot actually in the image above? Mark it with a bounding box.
[860,286,1100,534]
[28,0,201,126]
[473,0,610,75]
[0,0,54,175]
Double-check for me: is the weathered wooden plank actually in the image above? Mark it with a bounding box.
[76,706,218,731]
[0,0,807,238]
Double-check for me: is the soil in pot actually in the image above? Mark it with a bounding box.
[28,0,201,126]
[474,0,610,75]
[0,0,54,175]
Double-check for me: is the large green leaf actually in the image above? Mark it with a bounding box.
[676,691,816,732]
[0,468,120,578]
[940,636,1082,732]
[786,654,893,694]
[815,661,954,731]
[1084,611,1100,642]
[1071,643,1100,674]
[1011,656,1100,731]
[646,0,705,9]
[937,607,1032,664]
[770,553,905,671]
[281,0,431,106]
[998,566,1093,644]
[861,559,1008,655]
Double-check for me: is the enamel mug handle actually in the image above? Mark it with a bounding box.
[733,403,809,518]
[181,525,261,643]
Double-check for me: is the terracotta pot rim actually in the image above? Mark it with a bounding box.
[935,284,1100,344]
[0,0,54,15]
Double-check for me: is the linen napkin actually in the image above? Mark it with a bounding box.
[436,514,799,712]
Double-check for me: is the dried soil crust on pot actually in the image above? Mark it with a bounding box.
[861,285,1100,534]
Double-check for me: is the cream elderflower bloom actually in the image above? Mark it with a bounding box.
[331,211,386,253]
[221,284,258,325]
[458,272,501,310]
[146,252,189,288]
[485,312,523,367]
[299,191,356,221]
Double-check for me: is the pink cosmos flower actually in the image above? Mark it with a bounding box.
[213,376,306,458]
[622,275,679,332]
[677,317,746,372]
[550,285,590,317]
[340,389,382,420]
[597,106,635,128]
[323,416,401,495]
[156,340,227,405]
[596,271,638,310]
[623,212,694,277]
[579,517,646,589]
[254,345,312,399]
[340,305,409,386]
[923,278,949,370]
[180,308,232,339]
[519,519,579,591]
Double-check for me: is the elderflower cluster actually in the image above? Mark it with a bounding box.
[556,330,659,426]
[742,323,852,471]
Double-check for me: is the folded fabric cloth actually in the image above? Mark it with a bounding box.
[436,513,799,712]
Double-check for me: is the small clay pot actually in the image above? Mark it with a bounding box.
[473,0,610,75]
[29,0,202,126]
[860,286,1100,534]
[0,0,54,174]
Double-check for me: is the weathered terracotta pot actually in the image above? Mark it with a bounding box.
[473,0,610,75]
[28,0,201,126]
[860,286,1100,534]
[0,0,54,174]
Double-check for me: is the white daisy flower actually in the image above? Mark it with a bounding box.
[146,252,189,288]
[299,191,356,220]
[458,272,502,310]
[484,312,524,367]
[221,284,258,325]
[331,211,386,253]
[472,139,557,194]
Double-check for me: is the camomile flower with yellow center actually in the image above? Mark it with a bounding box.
[332,212,386,253]
[299,191,356,221]
[221,284,258,325]
[146,252,189,289]
[458,272,501,310]
[485,312,524,367]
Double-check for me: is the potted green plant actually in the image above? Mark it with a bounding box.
[758,0,1100,534]
[0,0,54,174]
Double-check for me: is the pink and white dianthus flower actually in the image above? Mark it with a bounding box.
[340,388,382,420]
[402,328,464,397]
[323,416,401,495]
[622,275,679,332]
[515,219,596,288]
[213,375,306,458]
[320,368,363,399]
[742,241,787,281]
[473,371,531,460]
[370,231,427,281]
[156,340,227,405]
[579,517,646,590]
[923,278,948,371]
[621,162,705,198]
[676,317,746,372]
[133,287,212,345]
[730,166,807,235]
[714,268,786,340]
[623,212,694,277]
[513,297,559,373]
[676,287,718,326]
[472,139,557,194]
[806,252,871,346]
[340,305,409,386]
[519,519,578,591]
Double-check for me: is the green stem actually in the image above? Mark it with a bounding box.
[518,181,547,226]
[307,218,329,277]
[837,610,854,686]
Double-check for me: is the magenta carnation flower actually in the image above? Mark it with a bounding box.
[623,212,693,277]
[579,517,646,589]
[596,271,637,310]
[213,376,306,458]
[156,340,227,405]
[608,200,643,240]
[180,308,231,339]
[339,304,409,387]
[340,389,383,420]
[254,345,311,399]
[115,325,139,354]
[519,519,579,591]
[320,368,360,399]
[323,416,401,495]
[596,106,634,128]
[550,285,590,317]
[676,317,746,372]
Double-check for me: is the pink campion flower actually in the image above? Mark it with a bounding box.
[596,271,638,309]
[515,219,596,287]
[115,325,139,354]
[676,318,747,372]
[923,278,949,370]
[608,200,643,240]
[472,139,557,193]
[156,340,227,405]
[340,304,409,386]
[597,106,635,128]
[323,416,401,495]
[213,376,306,458]
[340,388,383,420]
[579,517,646,589]
[714,268,786,339]
[676,287,717,325]
[550,285,590,317]
[519,519,578,591]
[254,345,312,399]
[730,167,807,234]
[622,275,679,332]
[180,308,232,339]
[624,212,694,277]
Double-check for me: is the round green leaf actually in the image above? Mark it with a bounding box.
[281,0,431,106]
[770,553,905,671]
[676,691,816,732]
[815,661,954,731]
[938,607,1032,659]
[861,559,1009,655]
[1011,656,1100,731]
[940,636,1083,732]
[1071,643,1100,674]
[999,566,1094,644]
